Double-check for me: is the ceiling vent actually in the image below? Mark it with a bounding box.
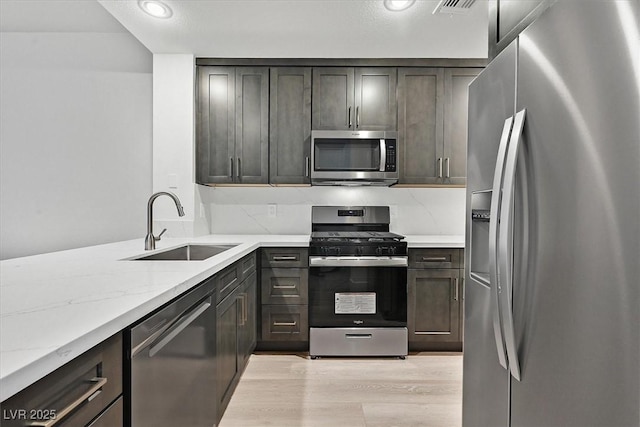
[432,0,477,14]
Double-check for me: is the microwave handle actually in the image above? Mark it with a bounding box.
[379,139,386,172]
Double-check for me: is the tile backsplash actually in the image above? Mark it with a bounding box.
[201,186,465,235]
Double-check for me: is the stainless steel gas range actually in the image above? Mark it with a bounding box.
[308,206,408,358]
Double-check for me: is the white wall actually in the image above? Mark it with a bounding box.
[0,32,153,259]
[151,54,210,238]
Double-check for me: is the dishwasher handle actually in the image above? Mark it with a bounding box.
[147,298,212,358]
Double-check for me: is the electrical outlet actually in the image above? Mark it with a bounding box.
[268,204,277,218]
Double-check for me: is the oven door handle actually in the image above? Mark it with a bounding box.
[309,256,408,267]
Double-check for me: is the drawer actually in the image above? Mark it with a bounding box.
[261,248,309,268]
[1,333,123,427]
[87,396,123,427]
[261,268,308,304]
[409,248,461,269]
[216,252,258,303]
[261,305,309,341]
[239,251,257,277]
[216,263,241,303]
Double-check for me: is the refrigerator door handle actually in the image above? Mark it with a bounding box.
[498,108,527,382]
[489,116,514,371]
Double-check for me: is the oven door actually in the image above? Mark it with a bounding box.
[308,257,407,328]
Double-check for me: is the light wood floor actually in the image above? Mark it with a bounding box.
[219,353,463,427]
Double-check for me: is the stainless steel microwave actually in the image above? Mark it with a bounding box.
[310,130,398,186]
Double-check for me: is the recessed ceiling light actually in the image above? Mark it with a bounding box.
[138,0,173,19]
[383,0,416,12]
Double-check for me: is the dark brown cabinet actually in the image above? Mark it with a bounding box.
[258,248,309,348]
[408,248,464,351]
[443,68,478,185]
[489,0,551,59]
[0,333,123,427]
[312,67,397,131]
[215,253,257,421]
[269,67,312,184]
[196,66,269,184]
[397,68,444,184]
[398,68,480,185]
[237,271,257,369]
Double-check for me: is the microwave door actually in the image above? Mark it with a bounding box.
[313,138,381,172]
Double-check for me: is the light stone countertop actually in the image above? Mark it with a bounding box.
[0,233,463,401]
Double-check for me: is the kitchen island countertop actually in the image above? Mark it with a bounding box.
[0,233,463,401]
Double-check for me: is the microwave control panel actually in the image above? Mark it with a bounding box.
[385,140,397,172]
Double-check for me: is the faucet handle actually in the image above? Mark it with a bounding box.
[156,228,167,241]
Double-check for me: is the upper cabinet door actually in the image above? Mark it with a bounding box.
[312,68,355,130]
[489,0,550,59]
[354,67,397,131]
[397,68,444,184]
[443,68,480,186]
[235,67,269,184]
[269,67,312,184]
[197,66,236,184]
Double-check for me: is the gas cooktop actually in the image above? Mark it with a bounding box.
[310,231,405,242]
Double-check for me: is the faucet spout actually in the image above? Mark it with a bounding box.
[145,191,185,250]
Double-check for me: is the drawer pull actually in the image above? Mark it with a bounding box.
[345,334,372,339]
[273,284,297,289]
[272,256,297,261]
[219,277,238,296]
[28,377,108,427]
[421,256,448,262]
[273,321,297,326]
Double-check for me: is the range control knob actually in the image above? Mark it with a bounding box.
[325,246,341,255]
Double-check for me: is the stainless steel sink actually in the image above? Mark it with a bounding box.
[131,244,237,261]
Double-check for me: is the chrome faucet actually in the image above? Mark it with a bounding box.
[145,191,185,250]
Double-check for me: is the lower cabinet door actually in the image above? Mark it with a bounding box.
[408,269,461,344]
[237,272,257,370]
[88,397,123,427]
[262,305,309,341]
[216,291,239,419]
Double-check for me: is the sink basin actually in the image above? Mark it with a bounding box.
[131,244,237,261]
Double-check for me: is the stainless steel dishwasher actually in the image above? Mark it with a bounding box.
[129,278,217,427]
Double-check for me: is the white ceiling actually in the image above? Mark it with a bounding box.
[1,0,489,58]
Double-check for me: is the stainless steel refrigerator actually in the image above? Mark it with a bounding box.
[463,2,640,426]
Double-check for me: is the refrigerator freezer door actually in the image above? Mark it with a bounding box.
[463,41,518,427]
[510,1,640,426]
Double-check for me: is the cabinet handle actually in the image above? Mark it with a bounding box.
[244,293,248,323]
[273,284,297,289]
[273,321,297,326]
[454,278,459,301]
[356,106,360,128]
[237,158,241,179]
[28,377,108,426]
[437,158,443,178]
[445,157,451,178]
[348,106,352,128]
[273,256,297,261]
[422,256,447,262]
[345,333,372,339]
[238,294,246,326]
[149,300,212,357]
[229,157,234,178]
[461,278,464,301]
[305,156,310,177]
